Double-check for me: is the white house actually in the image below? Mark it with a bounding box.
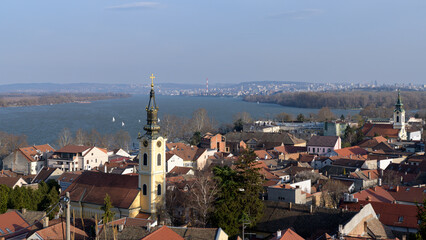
[307,136,341,155]
[48,145,108,172]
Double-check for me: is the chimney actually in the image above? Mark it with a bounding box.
[402,235,407,240]
[43,217,49,228]
[396,186,399,192]
[289,202,292,211]
[378,178,382,186]
[104,165,107,173]
[277,230,282,238]
[22,208,27,214]
[310,205,313,214]
[368,172,371,180]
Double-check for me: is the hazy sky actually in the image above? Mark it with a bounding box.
[1,0,425,85]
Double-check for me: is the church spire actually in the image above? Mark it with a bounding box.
[144,74,160,137]
[394,89,403,112]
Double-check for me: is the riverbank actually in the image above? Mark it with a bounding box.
[0,93,131,108]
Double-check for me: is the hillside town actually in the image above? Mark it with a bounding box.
[1,79,425,240]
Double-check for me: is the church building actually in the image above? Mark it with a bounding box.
[362,90,408,141]
[62,74,166,219]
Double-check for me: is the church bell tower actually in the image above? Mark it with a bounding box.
[138,74,166,214]
[393,89,407,140]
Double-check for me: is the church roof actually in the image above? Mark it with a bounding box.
[62,171,139,209]
[362,123,400,138]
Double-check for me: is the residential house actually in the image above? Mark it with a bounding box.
[307,136,341,155]
[31,167,63,184]
[48,145,108,172]
[0,177,27,189]
[200,132,227,152]
[270,228,304,240]
[358,136,389,150]
[348,169,380,191]
[166,142,216,170]
[2,144,55,175]
[166,153,184,173]
[167,166,194,176]
[329,146,368,159]
[0,211,30,239]
[267,184,308,204]
[342,200,419,235]
[27,221,89,240]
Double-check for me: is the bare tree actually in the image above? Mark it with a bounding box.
[275,112,293,122]
[58,128,73,148]
[320,179,348,208]
[74,129,87,146]
[0,131,27,157]
[382,170,401,186]
[233,112,253,124]
[317,107,336,121]
[191,108,215,133]
[190,171,218,227]
[113,130,131,151]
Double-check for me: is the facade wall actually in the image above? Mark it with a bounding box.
[2,152,30,175]
[82,148,108,170]
[166,155,184,172]
[268,187,306,204]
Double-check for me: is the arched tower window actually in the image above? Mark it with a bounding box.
[157,184,161,195]
[157,154,161,166]
[396,116,400,123]
[143,153,148,166]
[143,184,147,195]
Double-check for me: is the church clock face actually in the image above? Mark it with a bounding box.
[143,140,148,147]
[157,141,162,147]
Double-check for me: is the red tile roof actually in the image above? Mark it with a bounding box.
[271,228,304,240]
[33,221,88,239]
[254,150,274,160]
[341,200,418,229]
[168,166,193,175]
[142,225,184,240]
[349,169,380,180]
[307,136,339,147]
[334,146,368,158]
[55,145,91,154]
[166,143,206,162]
[62,171,139,209]
[0,177,23,188]
[18,144,55,162]
[0,211,30,238]
[383,185,426,204]
[353,186,395,203]
[362,123,400,138]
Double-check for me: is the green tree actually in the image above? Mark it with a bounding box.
[233,119,244,132]
[190,131,202,146]
[296,113,305,122]
[416,199,426,239]
[212,149,264,237]
[340,114,345,120]
[38,187,60,219]
[101,194,114,224]
[0,185,11,213]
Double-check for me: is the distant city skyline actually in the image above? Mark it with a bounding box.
[1,0,425,85]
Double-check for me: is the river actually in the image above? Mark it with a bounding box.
[0,95,360,145]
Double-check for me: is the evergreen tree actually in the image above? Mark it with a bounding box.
[296,113,305,122]
[101,194,114,224]
[416,199,426,239]
[212,149,264,237]
[190,131,202,146]
[233,119,244,132]
[0,185,11,214]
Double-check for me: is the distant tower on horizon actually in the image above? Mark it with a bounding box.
[206,77,209,94]
[393,89,407,140]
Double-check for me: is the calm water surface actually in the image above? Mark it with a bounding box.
[0,95,359,145]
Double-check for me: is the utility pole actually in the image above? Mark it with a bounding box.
[65,192,71,240]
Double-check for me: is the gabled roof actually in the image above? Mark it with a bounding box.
[62,171,139,209]
[142,226,184,240]
[57,171,82,183]
[17,144,55,162]
[332,158,367,169]
[32,221,88,240]
[358,136,388,149]
[32,167,60,183]
[167,143,206,162]
[334,146,368,158]
[352,186,395,203]
[168,166,193,175]
[383,185,426,204]
[362,123,400,138]
[224,132,305,146]
[349,169,379,180]
[254,150,274,160]
[342,200,418,229]
[0,177,24,188]
[169,226,223,240]
[307,136,339,148]
[0,211,30,238]
[55,145,91,154]
[271,228,304,240]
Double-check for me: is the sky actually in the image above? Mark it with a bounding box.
[0,0,425,85]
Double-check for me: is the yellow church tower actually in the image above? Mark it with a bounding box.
[138,74,166,214]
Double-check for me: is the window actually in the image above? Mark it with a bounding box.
[86,160,89,164]
[143,184,147,195]
[217,142,220,149]
[143,153,148,166]
[398,216,404,222]
[396,116,400,123]
[157,154,161,166]
[157,184,161,195]
[313,148,315,153]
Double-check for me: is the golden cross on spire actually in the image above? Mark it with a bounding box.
[150,73,155,88]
